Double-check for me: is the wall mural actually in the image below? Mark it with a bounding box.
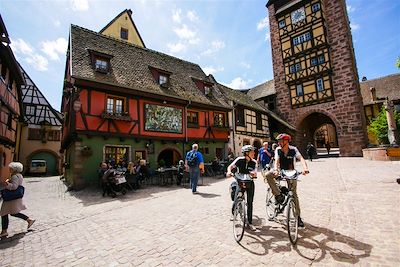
[144,103,183,133]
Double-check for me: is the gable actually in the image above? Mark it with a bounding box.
[99,9,145,47]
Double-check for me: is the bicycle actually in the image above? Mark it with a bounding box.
[231,173,253,242]
[265,169,301,245]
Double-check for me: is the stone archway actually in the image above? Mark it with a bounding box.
[297,112,338,155]
[157,148,182,168]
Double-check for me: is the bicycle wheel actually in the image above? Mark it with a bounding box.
[265,188,276,220]
[232,197,246,242]
[286,197,298,245]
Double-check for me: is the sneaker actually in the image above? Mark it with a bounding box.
[248,224,257,231]
[230,214,234,221]
[298,217,304,228]
[275,194,285,204]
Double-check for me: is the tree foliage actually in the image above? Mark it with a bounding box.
[368,106,400,144]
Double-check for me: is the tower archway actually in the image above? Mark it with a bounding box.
[297,112,338,155]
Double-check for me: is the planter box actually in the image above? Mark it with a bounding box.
[362,147,400,161]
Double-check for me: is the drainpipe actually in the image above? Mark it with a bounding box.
[232,101,237,156]
[184,100,191,155]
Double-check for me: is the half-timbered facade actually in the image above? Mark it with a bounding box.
[267,0,367,156]
[61,13,232,188]
[19,63,62,175]
[0,15,24,181]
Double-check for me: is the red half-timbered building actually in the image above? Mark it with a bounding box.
[0,15,24,181]
[61,23,232,188]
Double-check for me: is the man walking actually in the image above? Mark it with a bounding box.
[257,142,272,169]
[185,144,204,194]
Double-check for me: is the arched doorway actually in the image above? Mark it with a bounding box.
[29,151,59,176]
[157,148,182,168]
[298,112,338,155]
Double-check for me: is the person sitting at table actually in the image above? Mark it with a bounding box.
[212,156,221,174]
[126,161,139,190]
[177,160,185,186]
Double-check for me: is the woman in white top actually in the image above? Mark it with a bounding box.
[1,162,35,238]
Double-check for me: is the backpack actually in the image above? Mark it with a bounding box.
[187,150,198,167]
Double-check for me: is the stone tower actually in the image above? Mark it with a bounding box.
[266,0,367,156]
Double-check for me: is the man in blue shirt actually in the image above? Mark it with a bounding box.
[185,144,204,194]
[257,142,272,169]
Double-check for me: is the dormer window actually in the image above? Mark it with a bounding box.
[120,28,128,40]
[89,50,113,74]
[204,86,211,96]
[149,66,172,88]
[95,58,108,72]
[159,74,168,87]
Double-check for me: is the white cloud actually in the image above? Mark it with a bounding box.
[350,23,360,30]
[201,40,225,56]
[226,77,250,90]
[10,38,34,55]
[167,42,186,53]
[26,54,49,71]
[172,9,182,23]
[174,24,196,39]
[71,0,89,11]
[240,62,251,69]
[40,38,68,61]
[346,5,356,13]
[257,17,269,31]
[187,10,199,22]
[203,66,224,75]
[53,19,61,27]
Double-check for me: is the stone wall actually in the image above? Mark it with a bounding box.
[268,0,367,156]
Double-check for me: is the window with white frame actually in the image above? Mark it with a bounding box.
[106,96,125,114]
[289,63,302,73]
[95,58,108,72]
[296,84,304,96]
[26,105,35,115]
[316,78,324,92]
[312,3,321,12]
[159,74,168,86]
[292,32,311,46]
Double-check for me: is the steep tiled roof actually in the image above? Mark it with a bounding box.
[70,25,230,109]
[209,76,295,130]
[246,79,275,101]
[19,63,62,126]
[360,73,400,105]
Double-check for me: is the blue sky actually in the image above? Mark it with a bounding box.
[2,0,399,111]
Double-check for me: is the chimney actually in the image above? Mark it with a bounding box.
[370,87,377,102]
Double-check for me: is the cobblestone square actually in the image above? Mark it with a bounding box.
[1,157,399,266]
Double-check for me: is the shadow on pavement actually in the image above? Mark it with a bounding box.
[294,223,372,264]
[197,192,220,198]
[0,232,27,249]
[65,176,226,206]
[236,219,372,264]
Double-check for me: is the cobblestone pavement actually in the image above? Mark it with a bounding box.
[1,157,399,266]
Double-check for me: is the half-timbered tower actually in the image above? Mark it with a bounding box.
[0,15,24,181]
[267,0,367,155]
[19,63,62,175]
[61,15,232,188]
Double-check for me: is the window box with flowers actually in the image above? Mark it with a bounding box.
[101,111,132,121]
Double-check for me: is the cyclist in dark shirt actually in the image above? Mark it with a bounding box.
[263,133,309,227]
[227,145,258,231]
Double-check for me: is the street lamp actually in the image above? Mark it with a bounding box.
[370,87,399,145]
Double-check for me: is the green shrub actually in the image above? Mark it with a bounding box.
[368,106,400,144]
